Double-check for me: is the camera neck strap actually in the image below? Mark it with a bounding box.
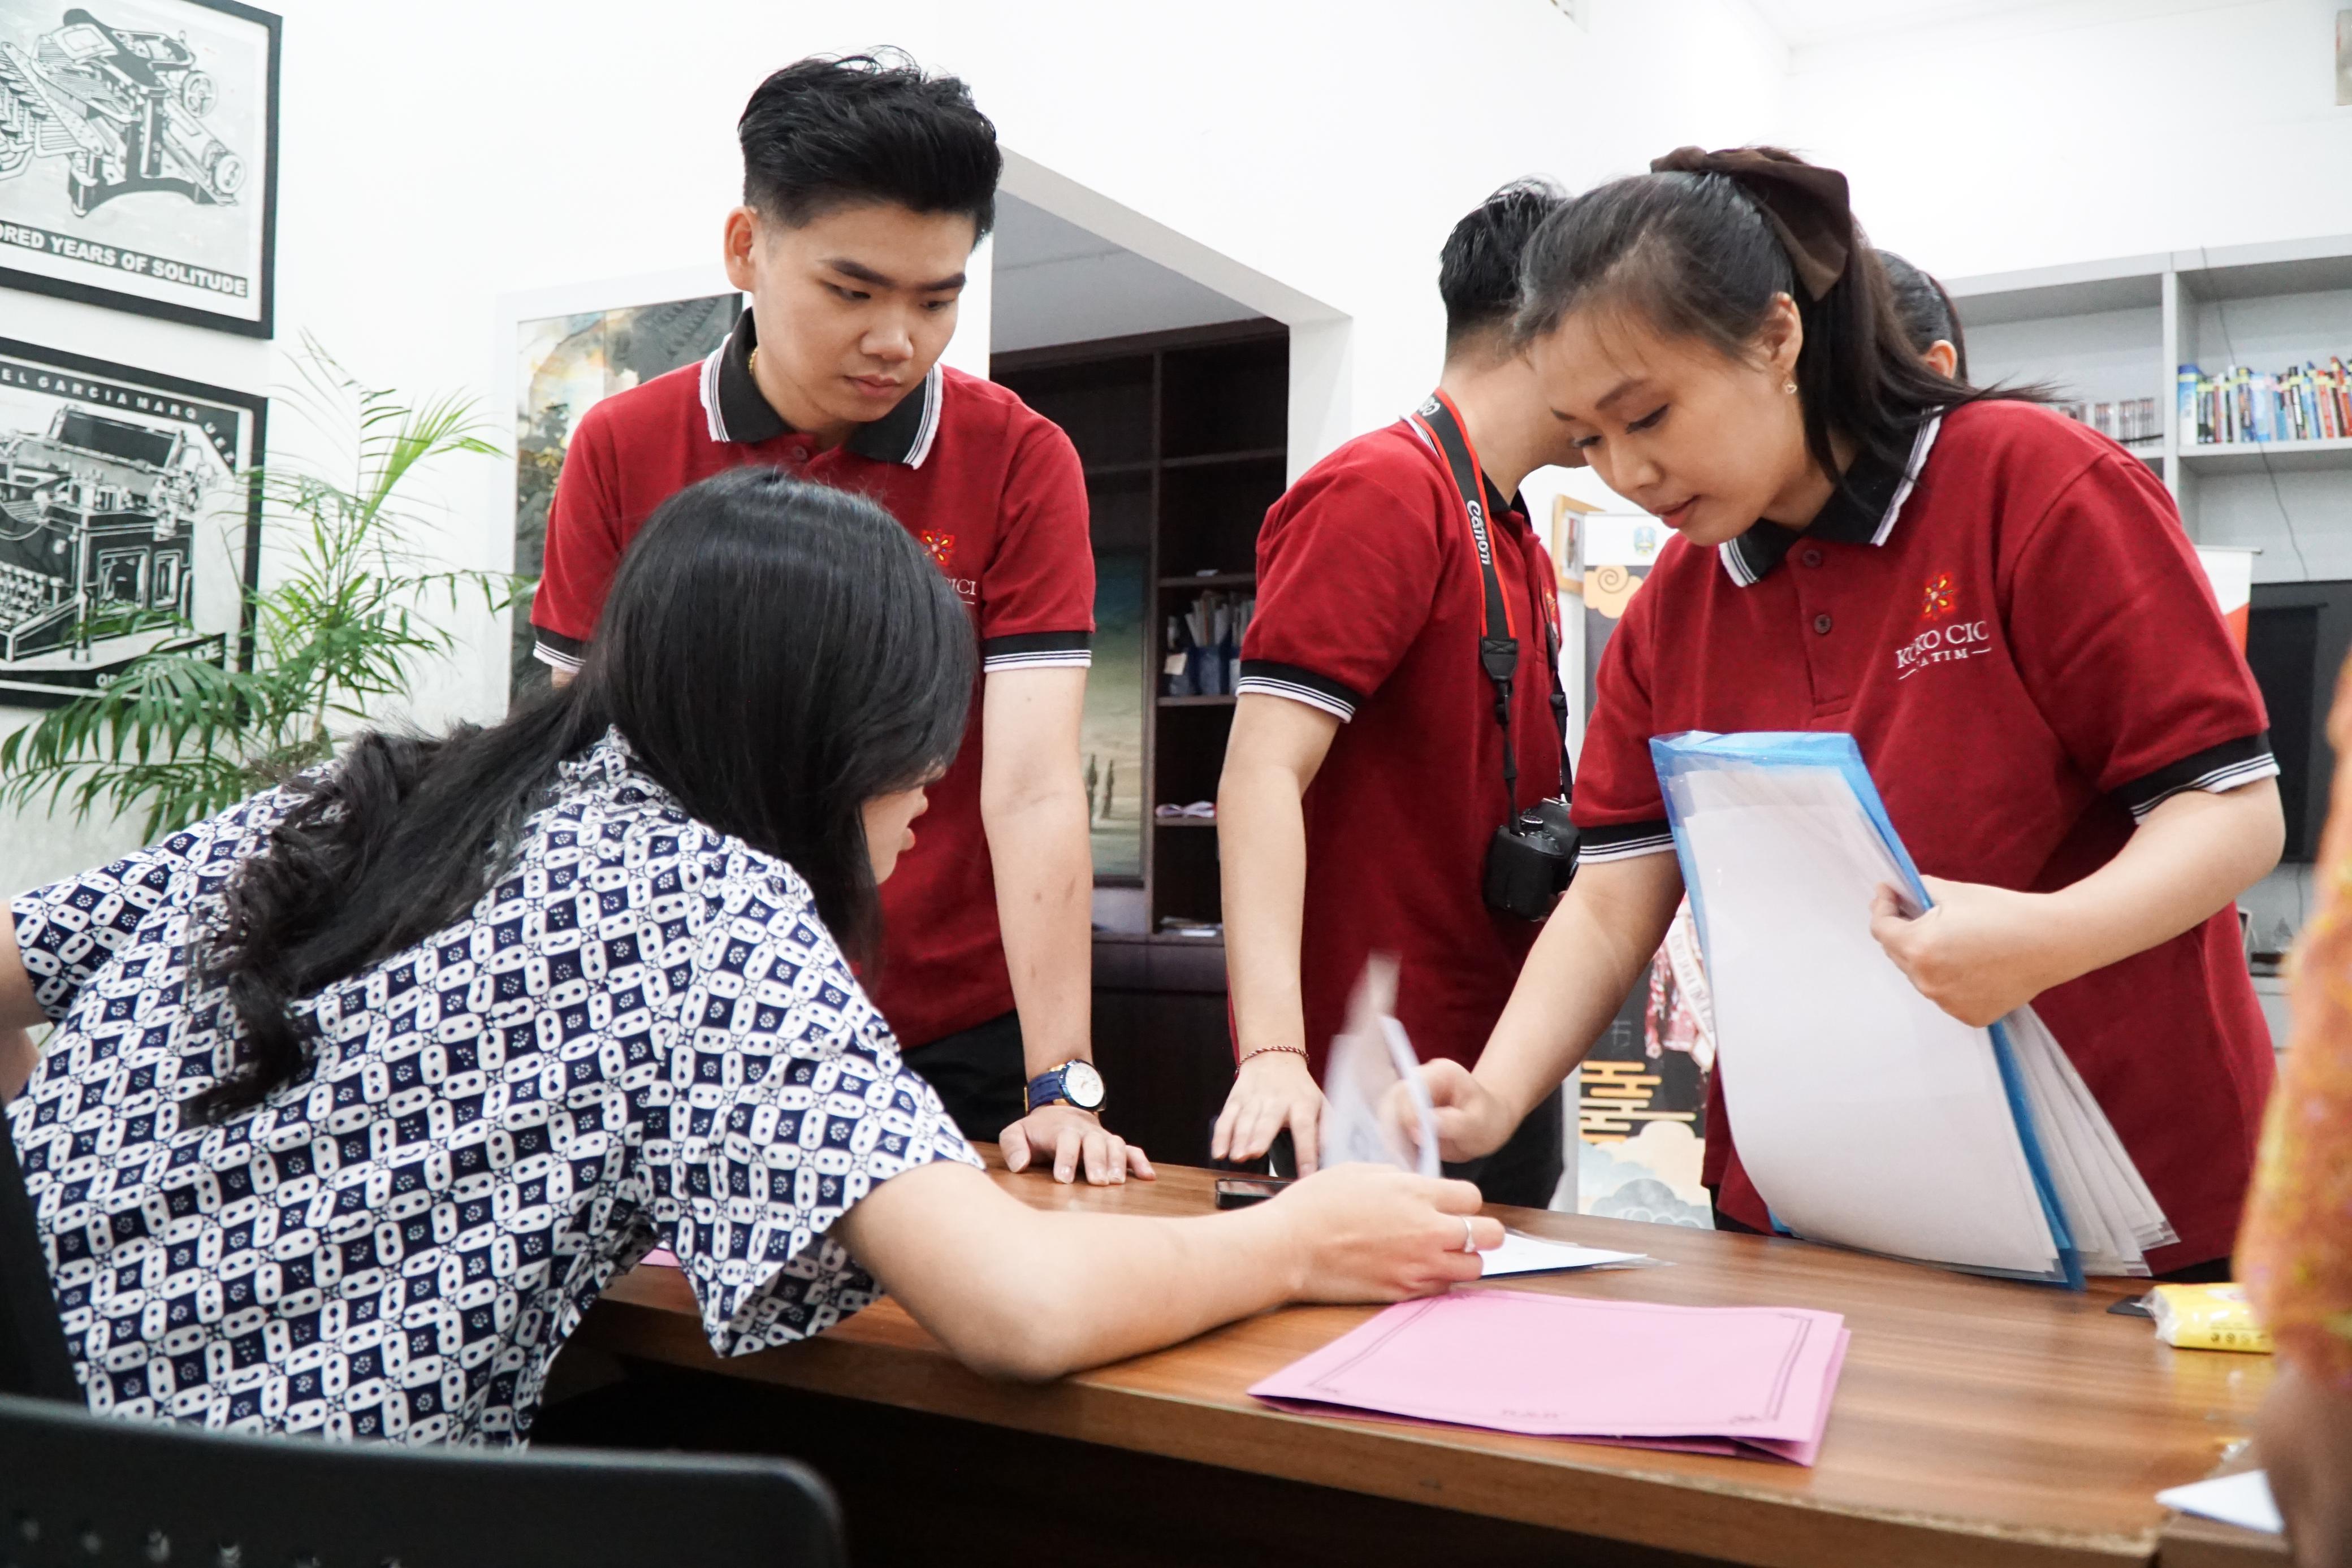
[1407,391,1572,813]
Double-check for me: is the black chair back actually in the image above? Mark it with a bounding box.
[0,1105,76,1403]
[0,1388,847,1566]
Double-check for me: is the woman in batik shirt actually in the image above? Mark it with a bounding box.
[0,469,1498,1444]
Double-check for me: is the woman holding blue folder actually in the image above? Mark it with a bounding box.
[1413,148,2282,1278]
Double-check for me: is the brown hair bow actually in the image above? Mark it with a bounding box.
[1649,146,1854,300]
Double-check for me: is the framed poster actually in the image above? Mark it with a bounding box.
[0,335,263,707]
[0,0,281,336]
[1085,549,1145,880]
[511,292,737,699]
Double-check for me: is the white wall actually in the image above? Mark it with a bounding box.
[1533,0,2352,521]
[1783,0,2352,279]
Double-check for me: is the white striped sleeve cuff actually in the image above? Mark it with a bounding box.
[1575,820,1677,863]
[1233,661,1362,722]
[2120,733,2280,822]
[982,631,1093,674]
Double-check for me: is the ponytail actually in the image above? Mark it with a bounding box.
[1515,145,2039,481]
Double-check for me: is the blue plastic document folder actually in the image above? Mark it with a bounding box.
[1650,732,2172,1286]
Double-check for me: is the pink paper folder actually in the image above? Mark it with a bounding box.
[1248,1288,1849,1465]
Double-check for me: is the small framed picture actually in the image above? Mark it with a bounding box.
[2339,10,2351,109]
[509,291,740,699]
[0,0,282,337]
[0,336,265,707]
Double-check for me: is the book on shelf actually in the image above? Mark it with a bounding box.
[2178,358,2352,448]
[2056,396,2161,447]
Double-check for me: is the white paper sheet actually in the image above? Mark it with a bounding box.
[2000,1008,2172,1274]
[2157,1470,2283,1535]
[1319,956,1441,1176]
[1477,1232,1649,1276]
[1673,764,2060,1275]
[1662,740,2169,1281]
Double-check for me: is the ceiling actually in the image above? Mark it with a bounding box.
[989,192,1261,355]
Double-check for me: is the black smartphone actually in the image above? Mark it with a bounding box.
[2107,1293,2155,1319]
[1214,1177,1296,1210]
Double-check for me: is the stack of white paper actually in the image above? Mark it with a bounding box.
[1654,733,2172,1285]
[1320,956,1442,1177]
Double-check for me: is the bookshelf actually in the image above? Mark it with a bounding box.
[1945,233,2352,558]
[1945,235,2352,1044]
[993,320,1290,1161]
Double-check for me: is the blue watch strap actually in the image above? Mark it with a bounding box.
[1024,1066,1069,1114]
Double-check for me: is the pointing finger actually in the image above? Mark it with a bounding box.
[1291,1099,1322,1177]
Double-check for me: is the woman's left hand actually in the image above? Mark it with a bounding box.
[1869,876,2064,1027]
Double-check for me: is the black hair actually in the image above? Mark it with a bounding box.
[1440,178,1568,355]
[1515,148,2037,482]
[185,470,976,1124]
[738,51,1002,237]
[1877,248,1969,382]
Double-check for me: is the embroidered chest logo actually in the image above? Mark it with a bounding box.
[1921,571,1956,620]
[1894,571,1991,681]
[919,530,978,604]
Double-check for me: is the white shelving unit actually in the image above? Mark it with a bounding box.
[1945,234,2352,578]
[1946,237,2352,1039]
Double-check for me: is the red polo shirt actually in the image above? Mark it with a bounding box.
[531,308,1094,1050]
[1575,398,2277,1271]
[1236,414,1566,1075]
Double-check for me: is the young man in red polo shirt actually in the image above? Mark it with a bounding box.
[1207,183,1585,1205]
[532,54,1147,1185]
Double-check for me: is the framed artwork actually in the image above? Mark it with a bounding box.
[2339,10,2350,109]
[511,292,738,700]
[0,335,264,707]
[0,0,282,336]
[1084,550,1145,880]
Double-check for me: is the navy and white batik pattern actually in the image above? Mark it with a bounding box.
[7,729,978,1445]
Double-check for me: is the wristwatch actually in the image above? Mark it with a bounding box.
[1025,1059,1106,1115]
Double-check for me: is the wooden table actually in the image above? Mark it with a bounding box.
[567,1153,2275,1568]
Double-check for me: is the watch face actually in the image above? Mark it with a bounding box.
[1062,1060,1106,1110]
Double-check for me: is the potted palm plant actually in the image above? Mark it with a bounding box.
[0,342,516,840]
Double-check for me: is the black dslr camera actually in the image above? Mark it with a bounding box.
[1483,797,1577,921]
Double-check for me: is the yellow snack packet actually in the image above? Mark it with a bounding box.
[2148,1283,2274,1353]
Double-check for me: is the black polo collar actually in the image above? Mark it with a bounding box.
[1718,414,1943,586]
[696,307,942,466]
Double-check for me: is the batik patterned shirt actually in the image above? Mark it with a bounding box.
[2241,664,2352,1387]
[6,729,978,1444]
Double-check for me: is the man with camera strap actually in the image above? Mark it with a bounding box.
[1209,183,1585,1206]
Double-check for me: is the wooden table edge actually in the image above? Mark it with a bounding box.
[571,1294,2164,1568]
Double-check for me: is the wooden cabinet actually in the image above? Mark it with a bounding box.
[995,322,1290,1164]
